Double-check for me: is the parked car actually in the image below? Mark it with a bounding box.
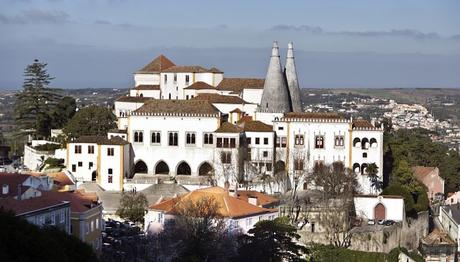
[367,219,375,225]
[384,220,395,226]
[377,219,385,225]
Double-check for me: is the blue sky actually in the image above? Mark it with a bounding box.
[0,0,459,89]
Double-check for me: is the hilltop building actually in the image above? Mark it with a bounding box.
[47,42,383,195]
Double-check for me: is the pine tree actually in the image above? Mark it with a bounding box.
[14,59,62,137]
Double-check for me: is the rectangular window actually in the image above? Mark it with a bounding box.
[203,133,214,145]
[247,148,252,160]
[168,132,178,146]
[134,131,143,143]
[88,145,95,154]
[72,164,76,172]
[278,126,284,130]
[89,162,93,169]
[185,75,190,85]
[295,135,304,145]
[281,137,287,148]
[78,161,83,167]
[221,151,232,164]
[263,151,268,158]
[164,74,167,84]
[223,138,229,148]
[107,148,114,156]
[311,222,315,233]
[108,169,113,184]
[275,137,280,147]
[264,138,269,145]
[246,137,251,145]
[50,212,55,225]
[363,152,368,158]
[60,210,65,223]
[266,163,272,172]
[186,132,196,145]
[75,145,82,154]
[216,137,223,148]
[151,131,161,144]
[315,135,324,149]
[255,138,260,145]
[173,73,177,83]
[230,138,236,148]
[334,135,344,147]
[294,159,304,171]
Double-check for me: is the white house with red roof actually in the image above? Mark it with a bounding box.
[144,186,278,234]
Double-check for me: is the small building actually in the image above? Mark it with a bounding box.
[354,195,405,222]
[439,205,460,252]
[446,192,460,205]
[412,166,445,202]
[144,186,278,234]
[420,228,457,262]
[66,135,132,191]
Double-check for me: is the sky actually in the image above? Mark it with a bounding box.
[0,0,459,89]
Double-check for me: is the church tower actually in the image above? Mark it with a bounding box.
[285,42,302,112]
[259,41,292,113]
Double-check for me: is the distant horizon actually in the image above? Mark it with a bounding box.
[1,1,459,90]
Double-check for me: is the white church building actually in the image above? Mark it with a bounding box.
[66,41,383,195]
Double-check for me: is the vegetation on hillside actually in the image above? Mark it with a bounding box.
[63,105,116,138]
[0,209,98,262]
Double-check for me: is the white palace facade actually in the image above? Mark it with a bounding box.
[66,41,384,195]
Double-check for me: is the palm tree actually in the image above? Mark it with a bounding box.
[366,163,382,193]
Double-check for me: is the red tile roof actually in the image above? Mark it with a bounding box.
[191,93,251,104]
[421,228,456,245]
[183,81,216,90]
[134,85,160,90]
[235,191,279,207]
[150,187,276,219]
[137,55,175,73]
[214,122,243,133]
[0,173,30,198]
[352,119,375,128]
[238,120,273,132]
[134,99,220,116]
[284,112,344,120]
[412,166,437,180]
[0,195,68,216]
[163,65,222,73]
[115,96,154,103]
[217,78,265,93]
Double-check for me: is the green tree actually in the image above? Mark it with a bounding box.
[0,209,97,262]
[14,59,62,137]
[63,105,116,138]
[366,163,382,192]
[116,190,148,224]
[236,217,308,262]
[51,96,76,129]
[382,183,415,215]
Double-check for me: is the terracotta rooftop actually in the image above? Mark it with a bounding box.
[115,96,154,103]
[48,172,74,187]
[217,78,265,93]
[162,65,222,73]
[108,129,127,134]
[214,122,243,133]
[0,173,31,198]
[238,120,273,132]
[40,191,100,213]
[134,99,220,116]
[421,228,456,245]
[71,136,129,145]
[412,166,438,180]
[137,55,175,73]
[352,119,375,128]
[283,112,344,120]
[235,191,279,207]
[134,85,160,90]
[149,186,276,219]
[183,81,216,90]
[0,195,69,216]
[191,93,251,104]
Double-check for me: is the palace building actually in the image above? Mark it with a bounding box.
[67,41,383,195]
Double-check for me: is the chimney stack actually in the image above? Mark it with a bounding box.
[285,42,302,112]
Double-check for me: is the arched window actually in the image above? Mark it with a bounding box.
[370,138,378,148]
[361,138,369,150]
[134,160,148,174]
[155,161,169,175]
[199,162,213,176]
[177,162,191,175]
[134,132,139,142]
[315,135,324,149]
[353,163,360,174]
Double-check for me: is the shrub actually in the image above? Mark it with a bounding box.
[34,143,60,151]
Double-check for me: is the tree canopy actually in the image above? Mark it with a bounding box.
[236,217,308,262]
[0,209,98,262]
[63,105,117,138]
[116,190,148,224]
[14,59,63,137]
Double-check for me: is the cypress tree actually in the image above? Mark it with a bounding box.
[14,59,62,137]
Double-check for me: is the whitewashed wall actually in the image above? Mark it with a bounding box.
[354,196,405,221]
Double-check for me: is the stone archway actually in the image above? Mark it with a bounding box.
[134,160,148,174]
[374,203,386,220]
[275,160,286,173]
[198,162,213,176]
[155,161,169,175]
[177,162,191,175]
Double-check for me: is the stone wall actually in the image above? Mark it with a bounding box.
[350,211,428,253]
